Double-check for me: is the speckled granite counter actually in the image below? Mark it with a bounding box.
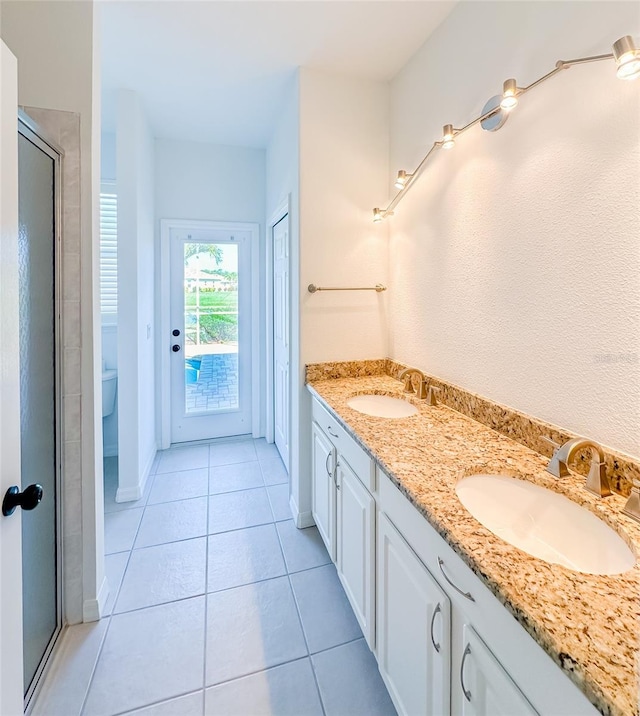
[307,371,640,716]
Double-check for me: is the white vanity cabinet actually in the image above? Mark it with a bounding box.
[377,467,598,716]
[311,420,337,560]
[311,396,376,648]
[377,511,451,716]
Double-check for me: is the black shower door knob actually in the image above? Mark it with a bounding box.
[2,484,43,517]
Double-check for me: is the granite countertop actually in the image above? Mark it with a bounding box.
[307,373,640,716]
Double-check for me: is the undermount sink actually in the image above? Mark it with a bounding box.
[347,394,418,419]
[455,474,636,575]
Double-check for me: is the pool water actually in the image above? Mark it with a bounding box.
[185,356,202,384]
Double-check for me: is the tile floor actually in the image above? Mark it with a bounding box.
[35,438,396,716]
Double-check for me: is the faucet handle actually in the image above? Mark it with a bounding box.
[402,374,414,393]
[426,385,441,406]
[622,479,640,524]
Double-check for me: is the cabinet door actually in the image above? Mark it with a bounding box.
[311,421,336,561]
[337,459,375,649]
[459,626,537,716]
[377,512,451,716]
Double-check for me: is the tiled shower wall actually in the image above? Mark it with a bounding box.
[23,106,84,624]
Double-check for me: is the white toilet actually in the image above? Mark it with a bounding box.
[102,368,118,418]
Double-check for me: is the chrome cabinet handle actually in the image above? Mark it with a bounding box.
[460,643,472,702]
[437,558,475,602]
[429,603,441,653]
[334,461,340,490]
[327,426,339,439]
[325,452,332,477]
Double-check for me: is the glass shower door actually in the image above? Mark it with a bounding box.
[18,122,61,702]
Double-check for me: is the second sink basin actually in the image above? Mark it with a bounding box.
[347,394,418,419]
[455,474,636,575]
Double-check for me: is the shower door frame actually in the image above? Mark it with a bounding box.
[18,111,64,712]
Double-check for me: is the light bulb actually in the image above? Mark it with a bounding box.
[442,124,455,150]
[395,170,409,190]
[614,36,640,80]
[373,208,384,223]
[500,78,518,110]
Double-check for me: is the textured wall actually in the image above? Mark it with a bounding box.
[388,1,640,458]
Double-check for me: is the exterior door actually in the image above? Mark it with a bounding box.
[170,225,252,442]
[0,39,24,716]
[272,215,290,469]
[17,118,63,706]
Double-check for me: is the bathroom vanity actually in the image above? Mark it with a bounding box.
[307,362,640,716]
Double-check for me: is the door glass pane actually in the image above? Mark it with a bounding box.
[17,133,59,694]
[184,242,239,414]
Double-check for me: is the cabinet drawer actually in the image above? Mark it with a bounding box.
[312,397,375,493]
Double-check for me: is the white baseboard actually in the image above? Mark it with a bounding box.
[115,445,156,502]
[83,576,109,622]
[289,493,315,528]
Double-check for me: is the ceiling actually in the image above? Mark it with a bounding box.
[100,0,456,147]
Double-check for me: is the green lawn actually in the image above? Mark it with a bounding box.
[184,291,237,310]
[184,290,238,343]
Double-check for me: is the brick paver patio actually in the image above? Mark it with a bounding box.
[185,352,238,412]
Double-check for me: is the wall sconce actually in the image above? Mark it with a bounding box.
[441,124,456,149]
[375,34,638,221]
[394,170,413,190]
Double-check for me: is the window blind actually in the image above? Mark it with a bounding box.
[100,191,117,316]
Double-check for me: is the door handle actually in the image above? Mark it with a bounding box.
[460,643,472,702]
[430,603,442,653]
[172,344,181,352]
[2,484,43,516]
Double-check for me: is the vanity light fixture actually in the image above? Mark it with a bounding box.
[372,34,639,222]
[394,170,413,190]
[613,35,640,80]
[441,124,456,149]
[500,78,519,109]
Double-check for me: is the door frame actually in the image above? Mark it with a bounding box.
[265,197,291,449]
[17,112,65,710]
[159,219,261,449]
[0,39,23,716]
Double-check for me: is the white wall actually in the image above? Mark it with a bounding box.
[293,68,389,524]
[388,1,640,459]
[266,72,301,517]
[154,138,266,436]
[101,131,116,182]
[117,90,156,499]
[1,0,105,622]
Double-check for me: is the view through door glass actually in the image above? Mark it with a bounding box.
[170,227,251,442]
[184,241,239,413]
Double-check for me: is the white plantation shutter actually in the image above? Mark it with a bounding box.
[100,190,117,316]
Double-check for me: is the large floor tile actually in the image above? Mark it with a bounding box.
[83,597,205,716]
[103,552,129,616]
[156,445,209,474]
[209,439,256,466]
[122,691,203,716]
[290,564,362,653]
[253,438,280,462]
[207,524,286,593]
[32,619,109,716]
[209,461,263,494]
[205,577,307,686]
[115,538,207,613]
[208,487,273,534]
[104,509,144,555]
[148,467,209,505]
[266,483,291,521]
[204,659,323,716]
[276,520,331,574]
[259,456,288,486]
[312,639,397,716]
[135,497,207,548]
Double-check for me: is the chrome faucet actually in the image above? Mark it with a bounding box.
[545,437,611,497]
[398,367,429,400]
